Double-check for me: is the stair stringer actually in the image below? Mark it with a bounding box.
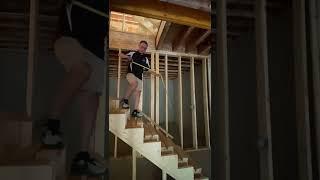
[109,112,194,180]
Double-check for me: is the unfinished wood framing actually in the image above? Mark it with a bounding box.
[139,81,143,111]
[26,0,39,117]
[109,48,208,59]
[155,52,160,125]
[150,52,155,121]
[255,0,274,179]
[190,57,198,149]
[202,58,210,148]
[156,21,171,49]
[309,0,320,174]
[114,48,122,159]
[178,56,184,149]
[165,54,169,135]
[162,170,167,180]
[215,0,230,179]
[293,0,313,179]
[132,149,137,180]
[110,0,210,29]
[114,135,118,158]
[195,30,211,47]
[117,48,121,98]
[173,26,195,51]
[208,56,212,115]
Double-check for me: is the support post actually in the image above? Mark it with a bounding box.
[150,52,155,121]
[190,57,198,149]
[132,149,136,180]
[114,48,121,159]
[139,81,143,111]
[293,0,313,179]
[202,58,210,148]
[309,0,320,175]
[208,55,212,119]
[214,0,230,179]
[165,54,169,135]
[162,170,167,180]
[178,56,184,149]
[117,48,121,98]
[26,0,39,117]
[255,0,274,179]
[114,135,117,158]
[155,52,160,125]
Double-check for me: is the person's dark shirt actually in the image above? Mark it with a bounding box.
[126,51,150,80]
[57,0,108,60]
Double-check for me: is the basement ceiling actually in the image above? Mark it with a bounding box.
[110,11,161,37]
[0,0,290,78]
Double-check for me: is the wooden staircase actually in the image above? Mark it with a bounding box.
[109,98,209,180]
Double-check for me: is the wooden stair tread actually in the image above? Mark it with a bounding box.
[109,108,128,114]
[161,151,177,156]
[125,118,143,128]
[178,164,193,169]
[156,129,201,170]
[194,173,208,179]
[195,177,209,180]
[178,161,189,168]
[144,139,160,143]
[143,122,154,136]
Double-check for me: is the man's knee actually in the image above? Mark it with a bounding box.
[135,89,141,95]
[70,62,92,80]
[129,81,138,89]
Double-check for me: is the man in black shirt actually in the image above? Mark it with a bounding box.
[41,0,107,176]
[119,41,157,117]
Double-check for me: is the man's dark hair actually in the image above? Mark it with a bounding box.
[140,40,148,46]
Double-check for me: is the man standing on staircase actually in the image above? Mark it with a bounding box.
[40,0,107,176]
[119,41,157,117]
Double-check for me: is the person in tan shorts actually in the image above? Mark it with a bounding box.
[119,41,158,117]
[40,0,107,176]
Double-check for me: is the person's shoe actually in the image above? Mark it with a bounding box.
[41,119,64,149]
[120,99,129,109]
[131,109,143,118]
[70,151,106,176]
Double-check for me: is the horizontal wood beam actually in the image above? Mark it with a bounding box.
[160,0,210,12]
[110,0,210,29]
[0,12,58,21]
[172,26,195,51]
[156,21,171,49]
[195,30,211,46]
[197,41,211,54]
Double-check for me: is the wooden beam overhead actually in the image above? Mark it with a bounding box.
[160,0,211,12]
[197,41,211,55]
[172,26,195,51]
[195,29,211,46]
[110,0,211,29]
[156,21,171,49]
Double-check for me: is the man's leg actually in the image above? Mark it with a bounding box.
[49,62,91,119]
[77,91,99,152]
[120,74,138,108]
[42,62,91,148]
[69,46,107,176]
[134,90,141,111]
[131,78,143,117]
[124,81,138,100]
[71,92,106,176]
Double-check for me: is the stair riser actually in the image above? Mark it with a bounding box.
[109,114,127,130]
[109,99,120,111]
[109,106,197,180]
